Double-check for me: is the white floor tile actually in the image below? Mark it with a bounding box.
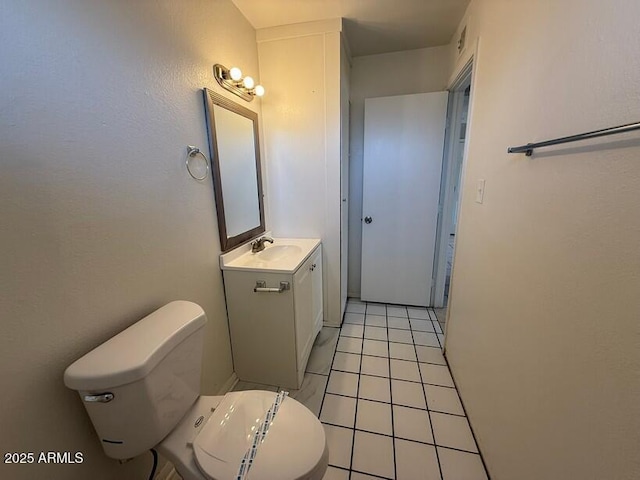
[419,363,455,387]
[340,323,364,338]
[326,301,487,480]
[358,374,391,403]
[360,355,390,377]
[306,327,340,375]
[350,473,380,480]
[315,326,341,345]
[326,370,359,397]
[432,320,443,334]
[320,394,356,428]
[336,336,363,354]
[390,359,422,382]
[410,318,436,332]
[431,412,479,453]
[346,302,366,314]
[388,328,413,344]
[356,399,393,435]
[389,342,417,361]
[347,298,364,305]
[344,312,365,325]
[362,339,388,357]
[393,405,433,443]
[322,466,350,480]
[407,307,429,319]
[364,314,386,327]
[366,303,387,315]
[438,447,488,480]
[415,345,446,365]
[387,306,408,318]
[323,424,353,469]
[352,431,395,479]
[364,325,388,341]
[387,317,411,330]
[413,331,440,347]
[425,384,465,415]
[288,373,328,416]
[395,439,441,480]
[331,352,361,373]
[391,379,426,409]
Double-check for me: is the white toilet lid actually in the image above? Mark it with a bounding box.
[193,391,326,480]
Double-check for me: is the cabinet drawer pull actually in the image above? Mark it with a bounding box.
[254,281,290,293]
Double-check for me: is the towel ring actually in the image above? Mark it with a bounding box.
[186,146,210,181]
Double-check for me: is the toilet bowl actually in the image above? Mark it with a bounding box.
[159,392,328,480]
[63,301,328,480]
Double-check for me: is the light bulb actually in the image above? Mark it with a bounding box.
[243,76,255,89]
[229,67,242,81]
[254,85,265,97]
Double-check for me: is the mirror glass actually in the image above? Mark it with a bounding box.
[203,89,265,251]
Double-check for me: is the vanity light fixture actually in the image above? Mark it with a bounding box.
[213,63,265,102]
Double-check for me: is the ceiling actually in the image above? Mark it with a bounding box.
[231,0,470,57]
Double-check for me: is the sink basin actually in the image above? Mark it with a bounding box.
[220,237,321,273]
[256,245,302,262]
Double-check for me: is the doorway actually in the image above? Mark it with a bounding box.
[431,62,473,327]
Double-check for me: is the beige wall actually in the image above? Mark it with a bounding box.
[348,46,452,296]
[445,1,640,479]
[0,1,260,478]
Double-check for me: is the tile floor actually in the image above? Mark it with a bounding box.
[232,298,489,480]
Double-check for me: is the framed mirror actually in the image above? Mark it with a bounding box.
[203,89,265,252]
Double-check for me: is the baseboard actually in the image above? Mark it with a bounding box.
[218,371,239,395]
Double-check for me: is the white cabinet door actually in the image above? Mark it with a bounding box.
[224,270,297,388]
[294,246,323,375]
[294,252,314,369]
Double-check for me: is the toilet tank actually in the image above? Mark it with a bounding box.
[64,301,207,460]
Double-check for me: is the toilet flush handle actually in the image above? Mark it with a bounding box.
[83,393,114,403]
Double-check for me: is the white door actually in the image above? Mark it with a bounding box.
[361,92,448,306]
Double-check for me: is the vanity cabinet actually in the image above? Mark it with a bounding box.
[223,244,323,389]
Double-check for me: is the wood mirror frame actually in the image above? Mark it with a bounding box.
[203,88,265,252]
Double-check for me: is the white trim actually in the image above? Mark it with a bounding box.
[432,62,473,308]
[432,37,481,313]
[440,38,482,353]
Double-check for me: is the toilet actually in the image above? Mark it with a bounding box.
[63,301,328,480]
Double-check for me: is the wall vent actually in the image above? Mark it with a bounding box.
[457,26,467,55]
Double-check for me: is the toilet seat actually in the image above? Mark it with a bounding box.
[192,391,327,480]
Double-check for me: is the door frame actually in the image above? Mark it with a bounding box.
[431,59,474,308]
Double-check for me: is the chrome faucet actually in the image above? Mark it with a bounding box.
[251,236,274,253]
